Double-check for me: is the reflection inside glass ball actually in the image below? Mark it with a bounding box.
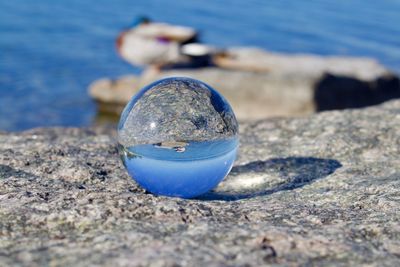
[118,77,239,198]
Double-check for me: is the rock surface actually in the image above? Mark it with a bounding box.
[1,100,400,266]
[89,48,400,120]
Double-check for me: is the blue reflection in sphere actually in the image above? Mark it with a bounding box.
[118,77,239,198]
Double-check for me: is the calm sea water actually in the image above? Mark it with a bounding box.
[1,0,399,131]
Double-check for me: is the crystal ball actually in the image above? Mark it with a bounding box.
[118,77,239,198]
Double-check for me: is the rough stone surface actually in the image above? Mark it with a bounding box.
[89,48,400,120]
[1,100,400,266]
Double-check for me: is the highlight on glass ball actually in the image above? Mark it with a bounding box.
[117,77,239,198]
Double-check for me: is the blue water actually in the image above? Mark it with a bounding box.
[121,139,238,198]
[1,0,400,131]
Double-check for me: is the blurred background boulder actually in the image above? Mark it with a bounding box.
[90,46,399,120]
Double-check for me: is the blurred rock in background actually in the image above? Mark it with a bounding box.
[89,47,400,120]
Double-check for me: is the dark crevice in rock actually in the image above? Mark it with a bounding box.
[314,73,400,111]
[0,164,39,180]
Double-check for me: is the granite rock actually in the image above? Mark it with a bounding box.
[1,100,400,266]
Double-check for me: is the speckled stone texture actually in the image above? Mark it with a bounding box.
[1,100,399,266]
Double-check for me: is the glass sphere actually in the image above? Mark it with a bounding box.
[118,77,239,198]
